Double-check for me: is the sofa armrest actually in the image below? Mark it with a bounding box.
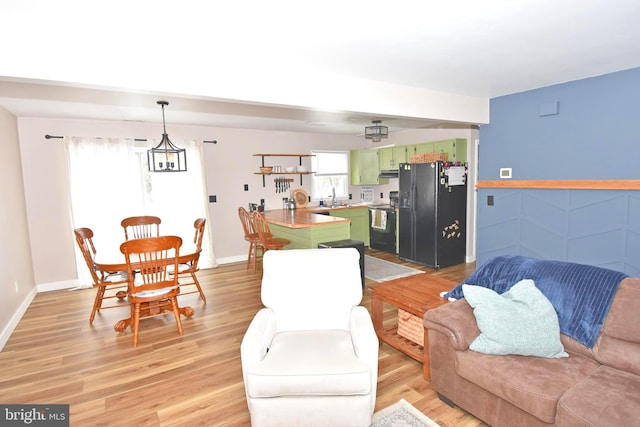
[424,299,479,351]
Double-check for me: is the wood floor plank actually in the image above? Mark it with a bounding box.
[0,249,486,426]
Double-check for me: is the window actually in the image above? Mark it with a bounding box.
[311,150,349,202]
[65,137,215,286]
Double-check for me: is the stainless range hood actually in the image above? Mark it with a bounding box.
[379,169,399,179]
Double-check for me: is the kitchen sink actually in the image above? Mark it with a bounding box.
[318,204,352,209]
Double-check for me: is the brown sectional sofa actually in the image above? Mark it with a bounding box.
[424,263,640,426]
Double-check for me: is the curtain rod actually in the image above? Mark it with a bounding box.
[45,134,218,144]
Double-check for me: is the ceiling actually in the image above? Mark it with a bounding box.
[0,0,639,136]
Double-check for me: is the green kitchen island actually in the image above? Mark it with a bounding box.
[262,208,352,249]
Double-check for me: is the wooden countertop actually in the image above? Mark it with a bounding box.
[262,207,362,228]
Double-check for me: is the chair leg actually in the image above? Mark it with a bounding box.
[90,286,106,324]
[132,303,141,347]
[259,248,270,279]
[191,272,206,303]
[170,297,184,336]
[249,242,260,272]
[254,244,264,273]
[246,243,254,270]
[250,242,257,271]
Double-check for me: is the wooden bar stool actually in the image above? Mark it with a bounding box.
[252,211,291,277]
[238,207,263,272]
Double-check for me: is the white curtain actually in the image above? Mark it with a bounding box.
[66,137,216,286]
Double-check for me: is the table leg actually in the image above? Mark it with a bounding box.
[114,301,194,332]
[423,328,431,380]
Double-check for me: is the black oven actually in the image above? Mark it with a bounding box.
[369,205,397,254]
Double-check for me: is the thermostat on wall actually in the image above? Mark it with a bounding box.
[500,168,512,179]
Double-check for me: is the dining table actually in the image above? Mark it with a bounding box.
[93,241,201,332]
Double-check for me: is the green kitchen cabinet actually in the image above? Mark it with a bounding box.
[404,139,467,163]
[269,221,350,249]
[329,207,370,247]
[350,149,388,185]
[431,138,467,163]
[404,142,434,159]
[378,146,407,171]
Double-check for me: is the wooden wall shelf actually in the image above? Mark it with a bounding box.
[253,153,315,187]
[477,180,640,190]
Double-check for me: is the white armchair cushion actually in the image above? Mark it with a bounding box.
[246,330,372,398]
[261,248,363,332]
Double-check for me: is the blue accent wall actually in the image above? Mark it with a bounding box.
[477,68,640,274]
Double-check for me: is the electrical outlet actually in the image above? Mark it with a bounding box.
[244,184,249,191]
[209,195,217,203]
[14,280,19,293]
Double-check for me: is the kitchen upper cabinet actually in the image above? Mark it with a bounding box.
[432,138,467,163]
[404,142,432,158]
[378,146,407,170]
[350,149,388,185]
[404,139,467,163]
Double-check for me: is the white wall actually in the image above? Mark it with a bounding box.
[0,106,37,350]
[17,117,476,290]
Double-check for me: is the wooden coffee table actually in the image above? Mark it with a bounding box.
[369,273,456,380]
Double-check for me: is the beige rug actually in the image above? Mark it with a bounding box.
[365,255,424,282]
[371,399,441,427]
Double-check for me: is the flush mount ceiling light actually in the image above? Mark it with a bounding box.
[364,120,388,142]
[147,100,187,172]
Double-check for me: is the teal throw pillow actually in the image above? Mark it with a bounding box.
[463,279,568,358]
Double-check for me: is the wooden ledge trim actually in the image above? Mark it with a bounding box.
[477,180,640,190]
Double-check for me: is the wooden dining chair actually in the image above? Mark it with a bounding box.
[121,215,161,240]
[120,235,186,347]
[74,227,129,324]
[252,211,291,277]
[169,218,207,303]
[238,207,263,272]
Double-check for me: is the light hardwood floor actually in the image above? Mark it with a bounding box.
[0,249,486,427]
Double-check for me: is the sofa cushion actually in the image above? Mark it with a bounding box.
[246,330,371,398]
[593,278,640,376]
[456,350,600,424]
[557,366,640,426]
[463,280,568,358]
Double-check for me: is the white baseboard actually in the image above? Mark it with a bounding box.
[37,279,80,293]
[0,287,38,351]
[215,255,247,265]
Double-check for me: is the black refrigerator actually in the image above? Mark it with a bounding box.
[398,161,467,268]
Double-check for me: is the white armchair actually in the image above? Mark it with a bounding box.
[241,248,379,427]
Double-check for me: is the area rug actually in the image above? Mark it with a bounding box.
[365,255,424,282]
[371,399,441,427]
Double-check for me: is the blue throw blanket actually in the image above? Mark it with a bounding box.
[444,256,627,348]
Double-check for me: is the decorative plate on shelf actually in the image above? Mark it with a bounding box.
[292,188,309,208]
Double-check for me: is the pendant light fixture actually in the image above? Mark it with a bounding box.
[147,100,187,172]
[364,119,388,143]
